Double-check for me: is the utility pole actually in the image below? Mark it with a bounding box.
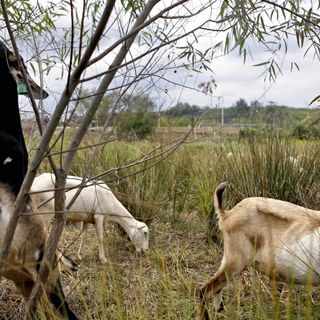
[218,96,224,127]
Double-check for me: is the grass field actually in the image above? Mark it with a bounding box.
[2,131,320,319]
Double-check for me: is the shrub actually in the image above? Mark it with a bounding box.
[239,128,254,139]
[291,124,319,140]
[116,112,157,139]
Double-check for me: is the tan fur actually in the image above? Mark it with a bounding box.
[200,182,320,320]
[0,182,75,318]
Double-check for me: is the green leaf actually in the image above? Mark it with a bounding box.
[253,61,270,67]
[224,33,230,54]
[219,0,229,17]
[309,95,320,106]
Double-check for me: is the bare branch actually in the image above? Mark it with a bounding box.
[62,0,161,173]
[86,0,188,68]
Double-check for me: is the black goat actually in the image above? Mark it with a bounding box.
[0,42,78,319]
[0,41,48,195]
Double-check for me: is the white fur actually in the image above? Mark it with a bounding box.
[31,173,149,264]
[3,157,12,165]
[276,230,320,284]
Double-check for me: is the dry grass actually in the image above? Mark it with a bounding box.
[0,210,213,319]
[59,211,212,320]
[2,208,320,320]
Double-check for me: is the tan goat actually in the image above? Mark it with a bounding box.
[0,183,77,319]
[200,182,320,320]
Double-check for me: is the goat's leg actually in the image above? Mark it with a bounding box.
[94,215,107,264]
[199,258,246,320]
[78,222,88,261]
[199,269,226,320]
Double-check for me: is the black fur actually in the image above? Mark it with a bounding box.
[49,277,78,320]
[0,42,77,318]
[0,131,26,196]
[0,42,28,195]
[215,182,227,210]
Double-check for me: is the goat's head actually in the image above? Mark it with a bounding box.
[130,222,149,253]
[0,41,48,99]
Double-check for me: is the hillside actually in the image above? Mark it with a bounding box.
[162,104,319,129]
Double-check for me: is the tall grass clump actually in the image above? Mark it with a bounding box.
[167,147,196,224]
[185,136,320,241]
[187,143,224,241]
[222,136,320,208]
[71,140,173,223]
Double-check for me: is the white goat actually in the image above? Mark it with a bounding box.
[30,173,149,264]
[200,182,320,320]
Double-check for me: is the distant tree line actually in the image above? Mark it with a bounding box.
[74,90,316,140]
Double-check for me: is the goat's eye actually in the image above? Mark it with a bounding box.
[16,73,23,81]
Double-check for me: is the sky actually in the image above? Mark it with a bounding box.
[36,46,320,114]
[138,1,320,111]
[160,43,320,110]
[17,1,320,114]
[38,45,319,114]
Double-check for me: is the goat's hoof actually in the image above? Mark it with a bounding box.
[216,301,224,313]
[100,257,108,264]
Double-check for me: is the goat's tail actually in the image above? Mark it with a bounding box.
[213,182,227,219]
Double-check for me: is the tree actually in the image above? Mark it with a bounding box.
[165,102,203,127]
[115,92,158,139]
[76,89,122,126]
[250,100,263,108]
[117,111,157,139]
[234,98,249,111]
[166,102,202,118]
[124,92,156,113]
[1,0,320,316]
[77,90,157,136]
